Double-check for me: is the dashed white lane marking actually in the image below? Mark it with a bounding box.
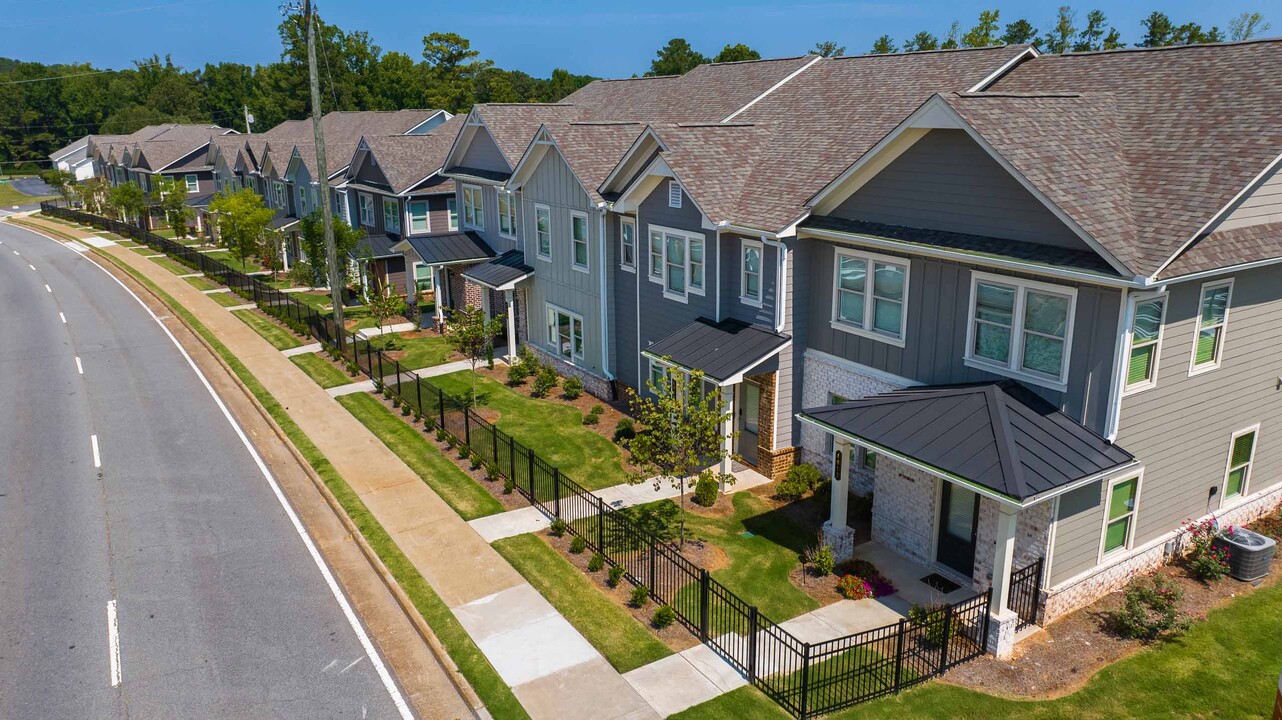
[75,356,84,375]
[28,264,35,271]
[91,434,101,468]
[11,249,18,255]
[107,600,122,687]
[59,312,67,324]
[45,284,52,293]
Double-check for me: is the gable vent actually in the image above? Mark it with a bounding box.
[668,180,683,209]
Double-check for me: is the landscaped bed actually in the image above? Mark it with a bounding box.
[231,308,304,350]
[290,351,353,389]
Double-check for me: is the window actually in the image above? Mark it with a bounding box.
[832,249,909,345]
[571,211,589,271]
[1223,427,1258,501]
[497,190,517,238]
[383,198,401,233]
[668,180,682,208]
[447,198,459,231]
[184,174,199,193]
[408,200,430,233]
[535,204,552,260]
[547,305,584,361]
[297,186,309,215]
[1125,295,1167,391]
[358,193,374,226]
[1191,280,1232,373]
[620,217,636,270]
[413,263,433,293]
[650,226,705,300]
[861,450,878,471]
[1102,475,1140,556]
[966,272,1075,389]
[462,185,484,230]
[336,190,349,223]
[273,182,287,210]
[742,239,762,305]
[648,359,669,391]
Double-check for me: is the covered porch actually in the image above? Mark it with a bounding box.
[798,380,1136,657]
[642,317,792,482]
[461,250,534,363]
[393,230,495,331]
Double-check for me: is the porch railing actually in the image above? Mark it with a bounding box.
[1008,558,1044,630]
[41,200,999,718]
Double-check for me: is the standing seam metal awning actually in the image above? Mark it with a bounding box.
[393,231,495,266]
[797,380,1136,506]
[642,318,790,386]
[461,249,534,290]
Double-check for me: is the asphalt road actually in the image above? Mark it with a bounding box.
[0,221,408,718]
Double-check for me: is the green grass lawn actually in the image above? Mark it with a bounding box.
[288,291,334,311]
[676,568,1282,720]
[383,333,455,371]
[337,393,503,521]
[0,183,54,206]
[290,352,353,389]
[208,290,247,307]
[231,309,304,350]
[204,249,269,274]
[148,254,199,276]
[184,275,219,292]
[493,534,672,673]
[431,370,629,491]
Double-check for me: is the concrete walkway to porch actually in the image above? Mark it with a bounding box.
[468,467,776,543]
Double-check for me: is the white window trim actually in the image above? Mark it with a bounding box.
[446,197,459,231]
[741,238,764,308]
[411,261,434,292]
[648,224,705,303]
[570,210,590,273]
[1188,278,1234,377]
[1097,469,1144,563]
[497,189,517,239]
[462,184,485,231]
[1122,291,1169,395]
[183,174,199,194]
[534,203,552,262]
[546,303,585,363]
[668,180,682,209]
[407,199,431,235]
[964,270,1077,392]
[619,216,637,272]
[648,229,664,284]
[273,181,287,210]
[358,192,375,227]
[829,247,910,348]
[1220,424,1260,508]
[382,197,401,233]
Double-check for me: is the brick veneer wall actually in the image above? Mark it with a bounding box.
[745,371,795,481]
[527,345,614,401]
[871,461,938,567]
[800,352,905,494]
[971,499,1053,593]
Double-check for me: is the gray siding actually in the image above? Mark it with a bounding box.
[1217,163,1282,231]
[458,127,510,174]
[1048,481,1105,585]
[833,129,1089,251]
[612,211,641,388]
[804,239,1121,433]
[1116,264,1282,544]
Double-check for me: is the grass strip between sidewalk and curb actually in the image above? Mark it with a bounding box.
[231,308,305,350]
[337,393,504,521]
[290,351,354,389]
[493,534,673,674]
[208,290,248,307]
[88,247,530,720]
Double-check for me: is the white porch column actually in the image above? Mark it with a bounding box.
[987,503,1020,659]
[504,289,517,364]
[433,266,446,327]
[720,385,735,480]
[821,438,857,561]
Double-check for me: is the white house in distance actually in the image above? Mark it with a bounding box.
[49,135,97,181]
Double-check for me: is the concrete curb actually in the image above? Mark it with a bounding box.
[84,239,490,720]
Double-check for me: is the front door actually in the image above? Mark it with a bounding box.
[737,381,761,465]
[936,483,980,578]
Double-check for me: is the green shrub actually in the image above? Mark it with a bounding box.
[562,376,584,400]
[651,605,676,629]
[587,553,605,572]
[484,462,499,481]
[469,452,483,470]
[372,379,384,393]
[549,518,568,538]
[401,403,411,416]
[502,476,515,495]
[629,584,650,608]
[506,362,531,386]
[531,366,558,398]
[693,470,719,507]
[391,395,400,408]
[907,604,950,648]
[814,545,836,577]
[423,416,437,432]
[382,386,392,399]
[569,536,587,554]
[613,418,636,444]
[1112,574,1188,641]
[445,435,457,449]
[435,428,447,442]
[582,406,602,426]
[776,463,822,500]
[608,564,625,587]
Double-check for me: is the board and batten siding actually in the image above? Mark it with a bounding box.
[1216,162,1282,231]
[457,126,510,175]
[804,239,1121,433]
[833,129,1089,251]
[520,147,605,377]
[1118,265,1282,540]
[612,210,641,388]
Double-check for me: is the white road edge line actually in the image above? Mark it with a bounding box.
[91,434,101,468]
[107,600,122,687]
[29,263,36,271]
[76,356,84,375]
[45,284,52,293]
[11,225,414,719]
[59,311,67,324]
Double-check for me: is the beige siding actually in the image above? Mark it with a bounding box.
[458,128,509,174]
[1049,482,1105,585]
[1115,265,1282,546]
[1217,163,1282,231]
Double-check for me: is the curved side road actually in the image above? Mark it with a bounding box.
[0,220,415,718]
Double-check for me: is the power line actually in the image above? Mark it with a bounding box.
[0,108,242,132]
[0,63,164,87]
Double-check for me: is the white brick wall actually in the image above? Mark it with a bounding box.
[973,498,1052,590]
[870,460,938,567]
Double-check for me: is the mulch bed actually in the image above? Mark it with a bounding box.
[943,525,1282,699]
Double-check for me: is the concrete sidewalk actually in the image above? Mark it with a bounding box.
[35,217,659,720]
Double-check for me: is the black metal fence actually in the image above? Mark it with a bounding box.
[44,201,1002,718]
[1008,557,1044,630]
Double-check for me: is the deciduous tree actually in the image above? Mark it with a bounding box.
[811,40,846,57]
[208,187,274,270]
[152,176,192,237]
[962,10,1002,47]
[713,43,761,63]
[106,182,147,225]
[647,38,708,76]
[444,304,506,406]
[902,32,940,52]
[871,35,898,54]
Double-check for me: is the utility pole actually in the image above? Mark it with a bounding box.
[300,0,344,347]
[243,104,254,135]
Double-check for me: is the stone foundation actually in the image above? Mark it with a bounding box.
[986,609,1019,659]
[526,344,614,401]
[822,520,857,562]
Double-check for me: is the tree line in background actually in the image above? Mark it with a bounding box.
[0,11,595,172]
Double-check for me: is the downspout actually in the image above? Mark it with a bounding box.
[597,206,614,381]
[714,229,722,321]
[636,208,643,390]
[1104,288,1133,442]
[762,235,788,333]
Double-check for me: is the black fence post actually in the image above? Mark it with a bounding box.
[981,588,993,655]
[526,449,535,499]
[939,608,953,673]
[395,360,403,398]
[648,539,656,591]
[438,386,446,430]
[699,569,710,642]
[416,377,423,415]
[491,425,499,465]
[893,618,906,692]
[552,468,561,518]
[508,435,516,481]
[596,501,605,553]
[799,643,811,720]
[463,406,472,447]
[747,606,759,683]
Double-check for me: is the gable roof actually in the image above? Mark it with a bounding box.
[988,39,1282,277]
[462,104,582,169]
[1159,221,1282,279]
[513,121,646,204]
[352,114,466,195]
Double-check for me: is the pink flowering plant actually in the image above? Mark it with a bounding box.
[1111,572,1189,641]
[837,574,874,601]
[1183,518,1231,582]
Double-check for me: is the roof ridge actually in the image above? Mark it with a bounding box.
[832,43,1033,60]
[691,53,818,67]
[1053,35,1282,58]
[955,90,1083,98]
[984,383,1026,498]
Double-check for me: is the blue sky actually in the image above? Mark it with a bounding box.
[5,1,1275,77]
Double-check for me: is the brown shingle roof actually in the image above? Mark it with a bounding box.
[359,114,466,194]
[642,122,777,223]
[988,39,1282,276]
[469,104,582,168]
[1160,221,1282,279]
[536,122,647,203]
